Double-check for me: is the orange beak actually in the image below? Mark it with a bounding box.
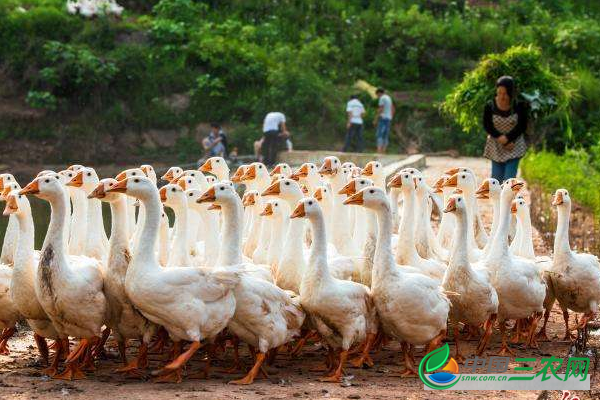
[260,203,274,216]
[433,176,446,194]
[291,164,309,181]
[318,159,333,175]
[140,165,150,177]
[1,186,12,198]
[314,188,323,201]
[475,180,490,199]
[444,167,461,176]
[452,188,463,195]
[511,180,524,192]
[388,174,403,188]
[231,166,246,183]
[240,165,256,181]
[290,202,305,218]
[67,171,84,187]
[208,204,221,211]
[362,162,374,176]
[442,173,458,188]
[270,165,282,176]
[177,178,187,191]
[443,197,457,213]
[552,192,564,206]
[343,190,364,205]
[115,171,127,181]
[262,181,281,197]
[242,193,256,207]
[301,184,309,195]
[511,201,518,214]
[3,195,18,216]
[339,180,357,196]
[161,170,174,182]
[88,183,107,199]
[199,160,212,173]
[106,178,127,193]
[412,177,419,189]
[0,180,4,193]
[197,187,216,203]
[19,179,40,196]
[159,187,168,203]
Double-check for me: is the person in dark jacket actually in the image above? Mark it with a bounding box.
[483,76,529,182]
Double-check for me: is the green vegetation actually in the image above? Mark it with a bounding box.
[1,0,600,160]
[521,150,600,220]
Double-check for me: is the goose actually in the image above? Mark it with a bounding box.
[361,161,385,189]
[341,161,356,169]
[445,167,488,247]
[241,163,272,263]
[270,163,293,178]
[241,191,262,258]
[0,263,19,356]
[475,178,502,258]
[260,200,289,273]
[319,157,353,256]
[60,168,88,256]
[0,174,20,265]
[140,165,157,184]
[290,163,322,196]
[443,172,484,262]
[20,174,107,380]
[414,175,449,262]
[291,197,378,381]
[197,183,305,384]
[160,184,193,268]
[67,168,109,261]
[433,175,455,250]
[546,189,600,339]
[161,166,183,182]
[482,179,546,355]
[105,176,240,383]
[115,168,145,242]
[313,185,336,247]
[343,187,448,376]
[199,156,230,182]
[88,179,156,376]
[4,189,61,370]
[389,173,446,281]
[441,193,498,362]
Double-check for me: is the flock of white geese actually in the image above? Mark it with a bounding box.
[0,157,598,384]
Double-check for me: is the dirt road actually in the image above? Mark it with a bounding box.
[0,157,597,400]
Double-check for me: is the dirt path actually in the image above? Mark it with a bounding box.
[0,157,597,400]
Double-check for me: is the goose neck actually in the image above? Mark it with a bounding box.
[396,187,419,262]
[488,190,512,261]
[449,209,470,269]
[133,190,161,268]
[373,201,397,282]
[554,203,572,257]
[218,198,244,266]
[305,209,331,281]
[109,197,129,249]
[13,207,35,275]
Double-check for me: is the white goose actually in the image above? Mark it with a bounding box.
[482,179,546,355]
[115,168,145,244]
[0,173,20,265]
[475,178,502,258]
[106,176,240,383]
[292,197,378,381]
[160,184,193,268]
[433,175,454,249]
[344,187,449,376]
[88,179,156,376]
[20,174,107,380]
[161,166,183,183]
[291,163,323,195]
[270,163,293,178]
[414,175,449,262]
[199,156,230,182]
[260,199,289,273]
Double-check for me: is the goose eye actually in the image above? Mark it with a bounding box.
[308,201,313,205]
[461,175,465,179]
[19,195,22,199]
[55,176,59,180]
[369,189,374,194]
[458,198,461,202]
[404,174,409,178]
[45,179,49,183]
[310,166,314,169]
[220,187,224,190]
[134,179,139,183]
[87,173,91,177]
[285,182,290,186]
[258,165,262,169]
[171,188,176,192]
[7,177,10,180]
[216,160,220,163]
[189,193,193,196]
[132,172,136,176]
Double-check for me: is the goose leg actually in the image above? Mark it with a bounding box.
[152,341,202,383]
[453,326,466,364]
[290,329,317,357]
[42,339,63,377]
[574,311,595,331]
[350,333,376,368]
[536,307,552,342]
[115,342,148,377]
[476,313,496,356]
[117,340,127,365]
[221,336,244,373]
[149,326,169,354]
[509,319,522,343]
[0,327,16,355]
[229,352,266,385]
[54,338,91,380]
[562,309,574,341]
[525,312,542,348]
[395,342,418,377]
[319,350,348,382]
[426,329,446,354]
[497,322,515,356]
[34,333,49,365]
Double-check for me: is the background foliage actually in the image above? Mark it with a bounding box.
[1,0,600,160]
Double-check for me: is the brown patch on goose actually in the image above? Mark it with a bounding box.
[39,245,55,298]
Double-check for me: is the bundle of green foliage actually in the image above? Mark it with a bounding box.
[442,45,572,136]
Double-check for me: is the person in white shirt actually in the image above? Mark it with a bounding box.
[261,111,290,166]
[374,88,395,153]
[343,95,365,152]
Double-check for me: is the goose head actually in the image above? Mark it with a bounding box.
[442,171,476,193]
[290,197,322,220]
[342,161,356,170]
[58,169,77,187]
[499,179,525,203]
[159,183,187,211]
[174,175,200,191]
[319,156,341,177]
[343,186,388,211]
[161,166,183,182]
[0,174,18,199]
[197,182,239,208]
[443,193,468,216]
[339,177,374,197]
[270,163,292,178]
[240,162,270,186]
[388,171,417,193]
[67,164,85,172]
[67,167,100,194]
[105,176,157,203]
[290,162,319,182]
[313,185,332,204]
[242,190,260,208]
[444,166,475,179]
[552,189,570,208]
[511,196,528,217]
[20,173,66,201]
[205,175,217,186]
[88,178,121,203]
[37,170,56,177]
[1,183,20,202]
[400,167,422,177]
[262,178,304,204]
[115,168,144,182]
[140,164,157,184]
[432,175,448,194]
[199,156,229,180]
[230,165,248,183]
[361,161,384,179]
[475,178,501,200]
[3,189,30,217]
[260,199,285,220]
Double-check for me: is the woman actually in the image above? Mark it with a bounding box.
[483,76,529,182]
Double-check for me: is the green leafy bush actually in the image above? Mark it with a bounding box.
[442,45,572,134]
[26,90,57,110]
